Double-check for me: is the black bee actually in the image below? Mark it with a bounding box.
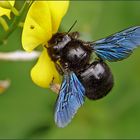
[47,24,140,128]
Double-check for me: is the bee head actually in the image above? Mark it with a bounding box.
[47,33,71,61]
[48,33,66,46]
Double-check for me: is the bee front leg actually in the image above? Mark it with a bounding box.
[55,63,64,75]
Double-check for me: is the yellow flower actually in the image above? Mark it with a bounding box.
[22,1,69,88]
[0,1,15,19]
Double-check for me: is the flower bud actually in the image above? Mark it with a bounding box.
[0,1,12,9]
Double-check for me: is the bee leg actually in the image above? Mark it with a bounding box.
[49,77,60,94]
[55,63,64,75]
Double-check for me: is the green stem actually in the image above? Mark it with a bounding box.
[10,6,19,16]
[0,17,9,31]
[0,1,33,45]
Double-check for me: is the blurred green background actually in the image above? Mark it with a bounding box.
[0,1,140,139]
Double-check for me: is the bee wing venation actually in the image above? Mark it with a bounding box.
[92,26,140,61]
[54,72,85,128]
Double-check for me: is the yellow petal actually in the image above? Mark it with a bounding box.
[31,48,60,88]
[0,1,15,19]
[48,1,69,33]
[22,1,52,52]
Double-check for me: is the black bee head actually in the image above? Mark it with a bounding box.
[48,33,66,46]
[47,33,71,61]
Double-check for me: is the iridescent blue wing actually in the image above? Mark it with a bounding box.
[54,72,85,128]
[92,26,140,61]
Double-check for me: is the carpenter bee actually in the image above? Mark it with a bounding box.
[47,24,140,128]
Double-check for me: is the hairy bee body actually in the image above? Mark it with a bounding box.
[48,32,113,100]
[47,26,140,128]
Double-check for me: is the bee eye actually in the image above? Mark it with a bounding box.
[54,40,58,44]
[54,38,61,45]
[56,38,62,43]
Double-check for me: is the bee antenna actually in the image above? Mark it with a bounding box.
[67,20,77,33]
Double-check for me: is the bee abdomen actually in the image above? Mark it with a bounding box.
[78,61,114,100]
